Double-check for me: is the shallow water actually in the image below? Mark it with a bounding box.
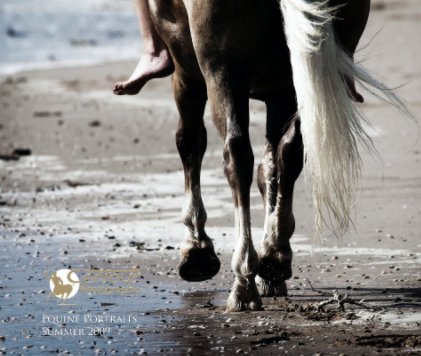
[0,0,141,74]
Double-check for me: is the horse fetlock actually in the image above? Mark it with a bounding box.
[277,213,296,239]
[263,203,295,240]
[226,277,263,312]
[182,199,207,232]
[231,246,259,280]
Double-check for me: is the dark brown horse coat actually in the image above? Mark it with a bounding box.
[147,0,371,311]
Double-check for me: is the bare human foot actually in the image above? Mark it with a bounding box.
[113,49,174,95]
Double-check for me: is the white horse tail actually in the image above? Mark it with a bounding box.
[280,0,410,237]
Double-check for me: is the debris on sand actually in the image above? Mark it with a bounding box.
[89,120,101,127]
[129,241,146,250]
[33,111,62,118]
[201,299,216,310]
[6,27,27,38]
[306,280,376,312]
[0,153,19,161]
[250,333,289,346]
[0,148,31,161]
[356,334,421,348]
[12,148,31,156]
[70,38,98,47]
[63,179,90,188]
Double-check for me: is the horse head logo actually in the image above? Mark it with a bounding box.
[48,269,80,304]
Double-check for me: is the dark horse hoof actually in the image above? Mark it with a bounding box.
[256,250,292,297]
[256,275,287,297]
[258,251,293,282]
[179,246,221,282]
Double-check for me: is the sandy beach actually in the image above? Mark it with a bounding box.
[1,0,421,354]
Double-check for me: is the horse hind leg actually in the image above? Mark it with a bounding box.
[205,69,262,311]
[257,91,286,240]
[174,72,221,282]
[256,90,303,297]
[257,143,288,297]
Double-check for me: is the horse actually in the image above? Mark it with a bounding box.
[49,271,79,302]
[49,272,73,301]
[147,0,407,311]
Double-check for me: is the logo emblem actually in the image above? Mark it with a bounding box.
[48,269,80,303]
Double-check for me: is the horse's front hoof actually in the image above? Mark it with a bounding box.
[225,279,263,312]
[256,275,287,297]
[178,245,220,282]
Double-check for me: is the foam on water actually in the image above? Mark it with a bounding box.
[0,0,140,75]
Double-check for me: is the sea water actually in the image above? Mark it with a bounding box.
[0,0,141,74]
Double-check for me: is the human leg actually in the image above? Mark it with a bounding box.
[113,0,174,95]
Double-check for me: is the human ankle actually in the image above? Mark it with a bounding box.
[142,36,166,57]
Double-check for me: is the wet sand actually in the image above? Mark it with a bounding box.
[1,0,421,354]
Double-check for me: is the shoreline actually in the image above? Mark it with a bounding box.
[0,56,139,77]
[0,58,141,80]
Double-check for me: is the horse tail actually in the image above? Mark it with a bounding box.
[280,0,410,237]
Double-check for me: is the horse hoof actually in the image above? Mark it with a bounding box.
[178,246,220,282]
[257,250,293,282]
[256,275,287,297]
[226,278,263,312]
[226,300,263,312]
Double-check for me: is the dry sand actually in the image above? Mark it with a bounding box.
[0,0,420,354]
